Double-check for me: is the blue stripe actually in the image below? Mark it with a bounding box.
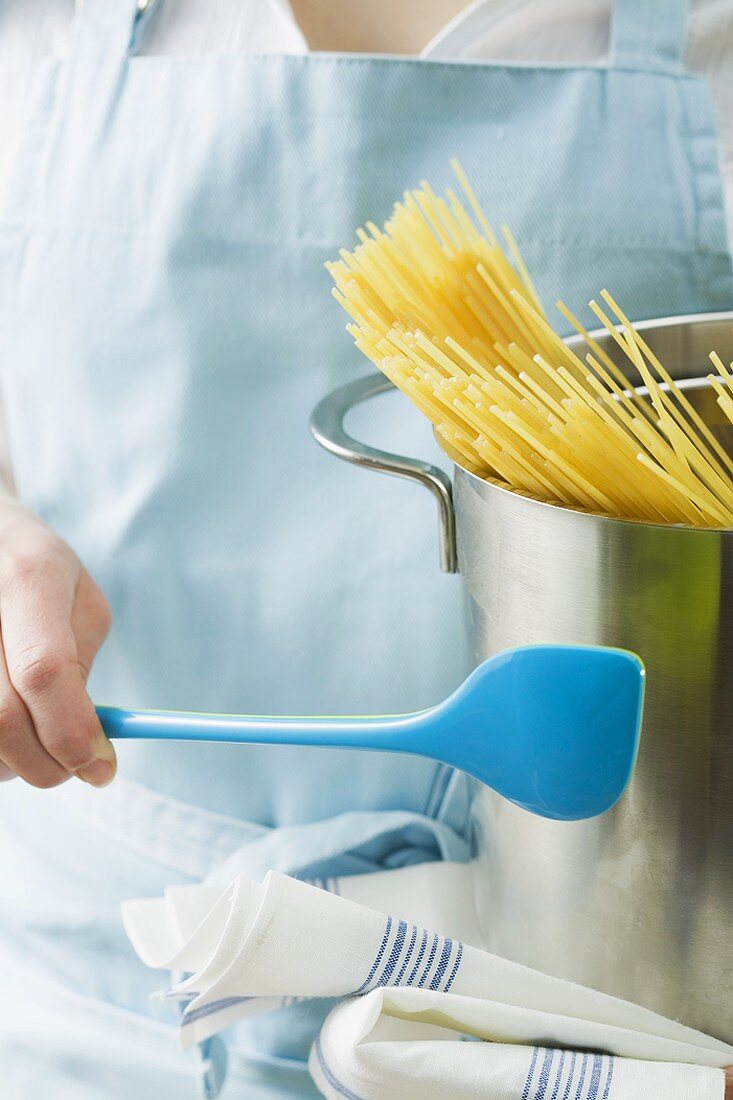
[562,1052,578,1100]
[534,1049,555,1100]
[418,933,440,988]
[443,941,463,992]
[355,916,393,994]
[601,1057,615,1099]
[182,995,253,1026]
[522,1047,540,1100]
[394,925,418,986]
[407,929,429,985]
[313,1035,364,1100]
[573,1053,589,1099]
[428,938,454,991]
[588,1055,604,1100]
[378,920,408,987]
[550,1051,567,1100]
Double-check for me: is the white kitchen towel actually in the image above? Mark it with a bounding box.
[310,987,728,1100]
[122,866,733,1099]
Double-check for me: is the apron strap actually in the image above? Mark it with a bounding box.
[73,0,689,70]
[70,0,159,56]
[610,0,689,72]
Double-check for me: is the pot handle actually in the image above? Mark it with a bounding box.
[310,373,458,573]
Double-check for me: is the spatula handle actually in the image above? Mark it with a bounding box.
[96,705,430,753]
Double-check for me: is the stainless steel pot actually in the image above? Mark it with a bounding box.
[311,311,733,1043]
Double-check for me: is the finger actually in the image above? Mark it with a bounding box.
[1,557,116,786]
[0,635,69,788]
[71,570,112,682]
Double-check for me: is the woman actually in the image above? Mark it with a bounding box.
[0,1,731,1097]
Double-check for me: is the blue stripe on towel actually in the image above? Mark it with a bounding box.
[418,933,441,988]
[407,929,429,985]
[601,1057,615,1099]
[522,1047,540,1099]
[355,916,393,994]
[428,938,454,991]
[574,1054,589,1099]
[182,995,253,1026]
[587,1055,604,1100]
[313,1035,364,1100]
[522,1049,615,1100]
[534,1048,556,1100]
[525,1050,611,1100]
[378,920,408,987]
[444,941,463,992]
[550,1052,567,1100]
[562,1052,578,1100]
[394,925,418,986]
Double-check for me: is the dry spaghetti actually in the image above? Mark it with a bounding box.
[327,161,733,527]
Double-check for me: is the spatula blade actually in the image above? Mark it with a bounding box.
[445,645,645,820]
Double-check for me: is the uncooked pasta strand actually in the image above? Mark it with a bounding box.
[601,290,733,480]
[328,162,733,527]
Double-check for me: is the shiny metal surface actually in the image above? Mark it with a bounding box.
[461,460,733,1042]
[312,311,733,1041]
[310,374,457,571]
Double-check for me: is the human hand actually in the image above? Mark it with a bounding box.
[726,1066,732,1099]
[0,498,115,788]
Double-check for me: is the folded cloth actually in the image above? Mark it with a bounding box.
[122,866,733,1098]
[310,988,728,1100]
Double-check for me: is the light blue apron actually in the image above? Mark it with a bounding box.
[0,0,729,1096]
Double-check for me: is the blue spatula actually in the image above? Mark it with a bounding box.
[97,645,644,821]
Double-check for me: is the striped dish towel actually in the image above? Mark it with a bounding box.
[122,868,732,1099]
[311,988,729,1100]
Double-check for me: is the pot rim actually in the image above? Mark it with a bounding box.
[446,310,733,535]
